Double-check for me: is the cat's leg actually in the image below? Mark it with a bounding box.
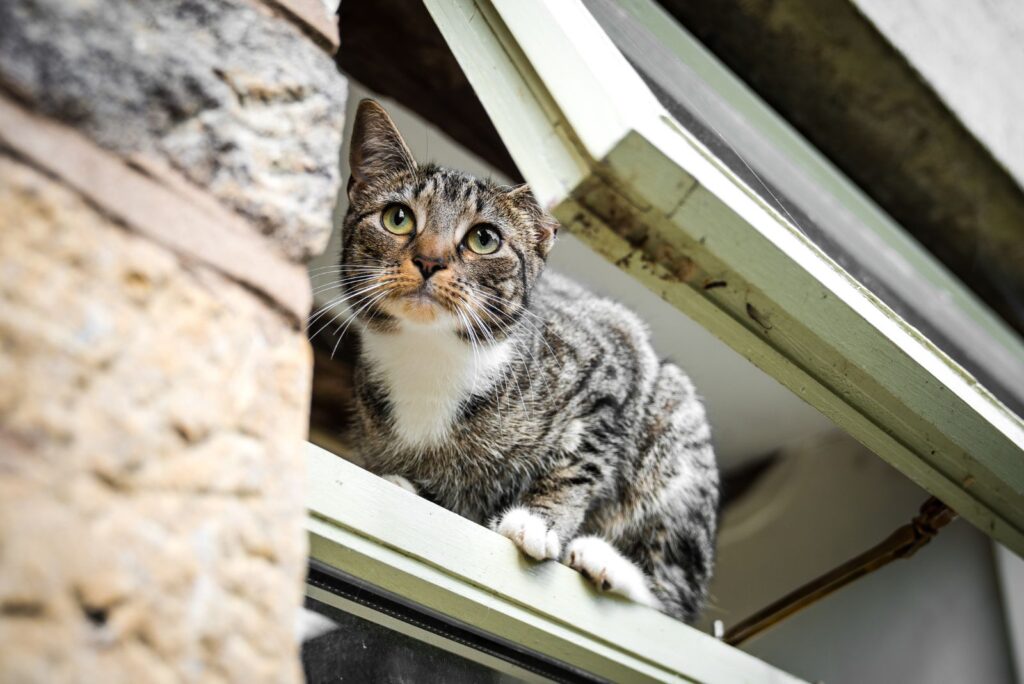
[620,512,715,624]
[381,474,418,495]
[492,457,605,561]
[564,536,661,608]
[606,364,718,623]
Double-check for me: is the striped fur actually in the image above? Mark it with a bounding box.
[336,100,719,622]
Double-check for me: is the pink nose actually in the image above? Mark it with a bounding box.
[413,256,447,280]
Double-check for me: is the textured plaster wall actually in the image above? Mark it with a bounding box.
[0,0,345,681]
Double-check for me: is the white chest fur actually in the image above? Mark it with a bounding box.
[361,319,512,449]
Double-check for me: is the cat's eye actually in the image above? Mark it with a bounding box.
[464,224,502,255]
[381,203,415,235]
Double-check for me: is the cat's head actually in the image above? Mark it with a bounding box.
[339,99,558,342]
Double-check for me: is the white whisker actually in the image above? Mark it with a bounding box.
[309,280,395,342]
[331,289,393,359]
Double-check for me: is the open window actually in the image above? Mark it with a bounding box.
[303,1,1024,681]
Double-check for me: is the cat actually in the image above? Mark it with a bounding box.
[334,99,719,623]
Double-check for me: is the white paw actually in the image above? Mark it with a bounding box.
[381,474,418,495]
[495,507,561,561]
[565,536,660,608]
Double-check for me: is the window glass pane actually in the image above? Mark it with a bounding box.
[302,598,517,683]
[302,562,601,684]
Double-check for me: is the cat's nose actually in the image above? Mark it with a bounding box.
[412,255,447,280]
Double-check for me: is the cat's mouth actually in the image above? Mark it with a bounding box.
[374,270,463,327]
[388,287,446,324]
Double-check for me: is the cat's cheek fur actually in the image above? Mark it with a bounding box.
[565,537,661,609]
[495,507,561,561]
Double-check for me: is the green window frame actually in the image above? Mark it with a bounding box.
[306,442,804,683]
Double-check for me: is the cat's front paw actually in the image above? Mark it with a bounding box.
[495,507,561,561]
[381,474,418,495]
[565,536,660,608]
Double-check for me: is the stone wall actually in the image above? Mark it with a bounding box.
[0,1,346,681]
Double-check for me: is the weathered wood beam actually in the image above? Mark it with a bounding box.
[585,0,1024,417]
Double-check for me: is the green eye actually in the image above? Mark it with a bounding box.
[381,203,415,235]
[465,224,502,255]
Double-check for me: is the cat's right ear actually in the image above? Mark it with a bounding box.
[348,99,417,197]
[507,184,559,257]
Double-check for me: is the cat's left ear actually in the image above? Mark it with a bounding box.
[348,99,417,198]
[508,184,559,257]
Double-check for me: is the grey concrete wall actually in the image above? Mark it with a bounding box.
[852,0,1024,190]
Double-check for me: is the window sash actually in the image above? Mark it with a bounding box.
[422,0,1024,554]
[306,442,806,683]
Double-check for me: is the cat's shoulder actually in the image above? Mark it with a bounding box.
[533,270,649,333]
[533,269,590,300]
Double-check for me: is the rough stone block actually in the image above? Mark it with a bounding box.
[0,155,311,683]
[0,0,347,262]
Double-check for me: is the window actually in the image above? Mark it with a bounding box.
[305,0,1024,681]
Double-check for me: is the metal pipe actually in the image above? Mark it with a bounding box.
[724,496,957,646]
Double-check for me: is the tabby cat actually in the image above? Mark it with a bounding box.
[333,99,719,623]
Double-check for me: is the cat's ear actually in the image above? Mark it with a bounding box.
[535,213,560,257]
[348,99,416,195]
[508,184,559,257]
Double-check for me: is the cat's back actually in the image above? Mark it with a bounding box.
[528,269,705,430]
